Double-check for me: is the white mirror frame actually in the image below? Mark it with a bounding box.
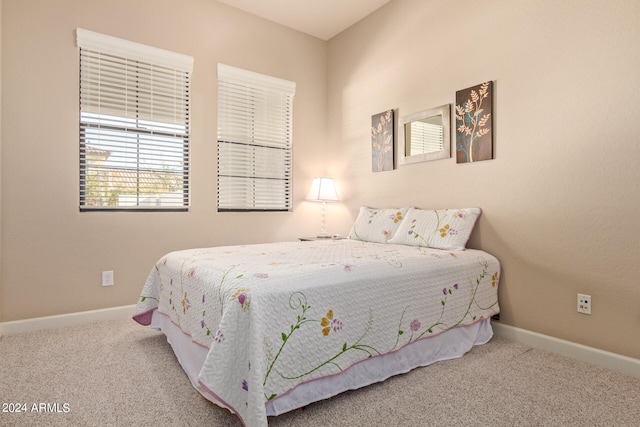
[397,104,451,165]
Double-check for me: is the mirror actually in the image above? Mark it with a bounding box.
[398,104,451,165]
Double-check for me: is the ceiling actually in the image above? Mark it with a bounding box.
[216,0,391,41]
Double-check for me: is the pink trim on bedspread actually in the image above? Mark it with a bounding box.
[132,308,155,326]
[197,381,247,427]
[135,310,245,425]
[269,316,491,405]
[157,312,491,426]
[158,310,211,349]
[135,303,494,427]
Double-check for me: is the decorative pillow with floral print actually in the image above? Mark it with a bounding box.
[388,207,481,250]
[348,207,411,243]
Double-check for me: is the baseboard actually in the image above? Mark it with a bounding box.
[491,321,640,378]
[0,305,137,337]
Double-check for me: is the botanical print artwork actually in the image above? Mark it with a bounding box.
[455,81,493,163]
[371,109,394,172]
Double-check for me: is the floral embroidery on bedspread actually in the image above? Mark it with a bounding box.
[134,240,500,427]
[257,256,498,402]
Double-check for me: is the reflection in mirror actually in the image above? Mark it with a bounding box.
[405,115,443,156]
[398,104,450,165]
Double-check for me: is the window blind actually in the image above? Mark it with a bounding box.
[217,64,296,211]
[77,29,193,211]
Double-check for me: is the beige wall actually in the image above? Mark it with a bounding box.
[0,0,327,321]
[327,0,640,359]
[2,0,639,361]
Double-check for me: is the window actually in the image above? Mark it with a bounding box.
[217,64,296,211]
[77,29,193,211]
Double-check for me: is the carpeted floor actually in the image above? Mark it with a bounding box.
[1,319,638,426]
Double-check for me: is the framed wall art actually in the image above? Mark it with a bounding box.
[455,81,493,163]
[371,109,394,172]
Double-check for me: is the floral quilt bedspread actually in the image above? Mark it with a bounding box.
[133,240,500,427]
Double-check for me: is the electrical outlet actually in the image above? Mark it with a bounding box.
[577,294,591,314]
[102,270,114,287]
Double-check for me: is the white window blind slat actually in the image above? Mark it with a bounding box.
[217,64,295,211]
[78,29,192,210]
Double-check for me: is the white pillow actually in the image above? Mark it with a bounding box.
[388,207,481,250]
[348,207,411,243]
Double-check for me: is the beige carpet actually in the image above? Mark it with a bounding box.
[1,319,638,426]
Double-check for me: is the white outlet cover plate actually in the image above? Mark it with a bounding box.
[102,271,114,286]
[577,293,591,314]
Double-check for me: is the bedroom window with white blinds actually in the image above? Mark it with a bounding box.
[217,64,296,212]
[77,29,193,211]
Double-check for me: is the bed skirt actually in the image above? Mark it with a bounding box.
[149,309,494,418]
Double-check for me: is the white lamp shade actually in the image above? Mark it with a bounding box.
[306,178,339,202]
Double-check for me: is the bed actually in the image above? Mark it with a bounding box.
[133,207,500,427]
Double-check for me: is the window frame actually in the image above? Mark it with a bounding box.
[216,64,296,212]
[77,29,193,212]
